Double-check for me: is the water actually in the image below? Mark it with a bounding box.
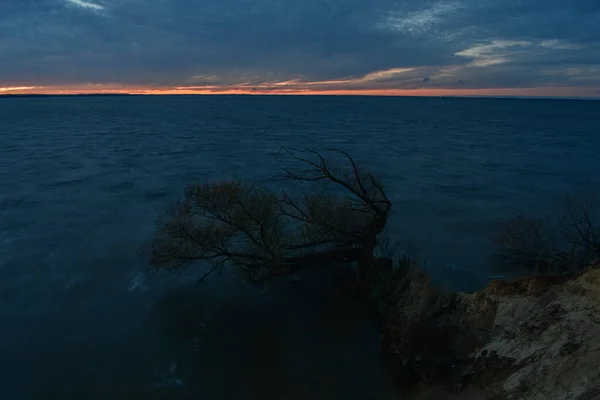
[0,95,598,399]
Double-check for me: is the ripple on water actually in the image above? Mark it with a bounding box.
[0,96,598,398]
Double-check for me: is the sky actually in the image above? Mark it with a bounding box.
[1,0,599,96]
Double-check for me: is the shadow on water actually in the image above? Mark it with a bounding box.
[17,268,403,399]
[143,268,404,400]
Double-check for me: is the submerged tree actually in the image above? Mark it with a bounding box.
[145,147,391,283]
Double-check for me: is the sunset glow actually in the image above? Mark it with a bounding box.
[1,84,598,98]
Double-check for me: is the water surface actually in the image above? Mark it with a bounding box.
[1,95,598,399]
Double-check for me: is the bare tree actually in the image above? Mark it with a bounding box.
[145,147,391,283]
[492,187,600,274]
[560,188,600,257]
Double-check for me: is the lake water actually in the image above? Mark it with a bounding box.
[1,95,598,399]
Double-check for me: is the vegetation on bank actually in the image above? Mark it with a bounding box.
[492,187,600,274]
[143,148,599,392]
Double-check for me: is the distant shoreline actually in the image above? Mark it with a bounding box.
[0,93,133,98]
[0,93,598,100]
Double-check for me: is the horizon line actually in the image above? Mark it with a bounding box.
[1,92,599,100]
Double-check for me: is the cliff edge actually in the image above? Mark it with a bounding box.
[368,260,600,399]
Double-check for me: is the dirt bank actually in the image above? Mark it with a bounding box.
[367,260,600,400]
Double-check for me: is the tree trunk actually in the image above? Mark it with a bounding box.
[356,214,388,282]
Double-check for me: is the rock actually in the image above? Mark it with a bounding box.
[470,268,600,400]
[371,262,600,400]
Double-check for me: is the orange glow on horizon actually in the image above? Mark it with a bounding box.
[0,84,598,98]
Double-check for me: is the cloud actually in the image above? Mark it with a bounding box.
[0,0,598,95]
[381,3,458,31]
[540,39,581,50]
[361,68,416,82]
[455,41,531,59]
[65,0,105,11]
[454,40,533,67]
[0,86,39,93]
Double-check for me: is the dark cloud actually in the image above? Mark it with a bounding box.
[0,0,599,92]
